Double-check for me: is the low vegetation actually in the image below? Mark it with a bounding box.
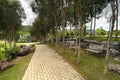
[49,44,120,80]
[0,53,33,80]
[0,39,35,79]
[2,47,20,61]
[0,41,29,61]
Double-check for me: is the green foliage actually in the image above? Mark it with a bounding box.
[0,0,25,46]
[31,0,109,42]
[65,30,75,36]
[0,43,5,48]
[2,47,20,60]
[30,17,47,40]
[96,27,106,36]
[0,0,24,31]
[18,26,31,35]
[18,26,31,42]
[113,30,120,36]
[0,53,33,80]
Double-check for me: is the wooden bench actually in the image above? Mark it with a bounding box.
[86,44,106,54]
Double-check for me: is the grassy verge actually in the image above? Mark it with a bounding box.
[49,44,120,80]
[0,53,33,80]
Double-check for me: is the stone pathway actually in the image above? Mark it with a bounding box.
[22,44,84,80]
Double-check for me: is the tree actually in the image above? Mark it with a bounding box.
[86,0,107,38]
[0,0,8,30]
[115,0,119,39]
[96,27,106,36]
[103,0,118,74]
[93,0,107,38]
[30,17,49,42]
[0,0,25,48]
[33,0,62,43]
[6,0,25,48]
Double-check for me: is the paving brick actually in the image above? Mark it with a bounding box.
[22,45,84,80]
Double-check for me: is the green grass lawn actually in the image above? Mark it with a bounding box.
[17,42,29,46]
[0,53,33,80]
[49,44,120,80]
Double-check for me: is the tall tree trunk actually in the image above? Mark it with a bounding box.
[70,22,72,36]
[61,0,65,52]
[13,38,16,48]
[107,17,112,39]
[52,30,54,43]
[55,21,58,44]
[62,12,65,52]
[93,2,96,38]
[77,0,83,63]
[93,17,96,38]
[52,12,58,44]
[8,29,12,49]
[55,26,58,44]
[13,27,16,48]
[75,23,78,56]
[13,33,16,48]
[58,25,60,44]
[74,0,79,56]
[104,0,116,74]
[115,0,118,40]
[90,17,93,38]
[77,24,82,63]
[4,38,7,48]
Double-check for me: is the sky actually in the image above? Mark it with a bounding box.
[19,0,37,26]
[86,3,120,31]
[19,0,120,31]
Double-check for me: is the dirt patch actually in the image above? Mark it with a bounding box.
[11,57,23,64]
[0,56,23,70]
[0,61,14,70]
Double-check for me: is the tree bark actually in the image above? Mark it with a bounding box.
[51,30,54,43]
[75,23,78,56]
[4,38,7,48]
[58,25,60,44]
[115,0,118,40]
[52,12,58,44]
[70,22,72,36]
[77,24,82,63]
[74,0,79,56]
[8,29,13,49]
[90,17,93,38]
[93,2,97,38]
[77,0,83,63]
[61,0,65,52]
[93,17,96,38]
[13,39,16,48]
[104,0,116,74]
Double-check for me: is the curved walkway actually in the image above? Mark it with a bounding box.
[22,44,84,80]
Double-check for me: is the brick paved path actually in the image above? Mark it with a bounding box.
[22,44,84,80]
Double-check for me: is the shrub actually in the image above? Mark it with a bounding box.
[96,27,106,36]
[0,44,5,48]
[2,47,20,61]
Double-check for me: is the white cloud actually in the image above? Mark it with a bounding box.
[86,16,120,31]
[19,0,37,26]
[19,0,120,30]
[86,3,120,31]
